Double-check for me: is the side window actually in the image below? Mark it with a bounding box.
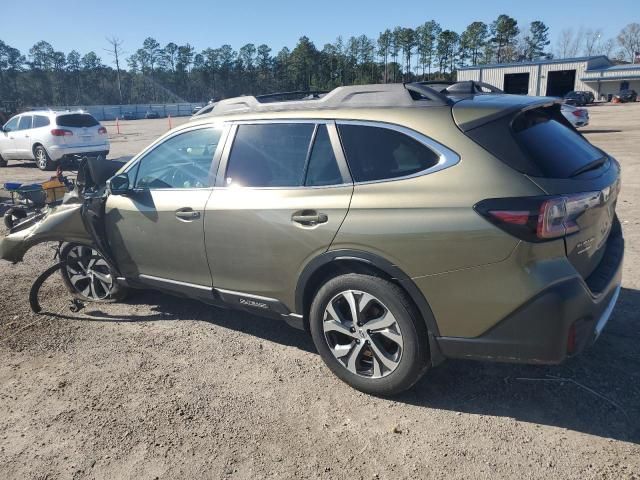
[3,117,19,132]
[337,124,440,182]
[134,128,222,189]
[305,125,343,186]
[225,123,314,187]
[33,115,50,128]
[17,116,33,131]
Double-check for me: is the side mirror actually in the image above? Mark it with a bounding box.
[106,172,131,195]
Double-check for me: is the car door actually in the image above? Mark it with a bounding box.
[104,125,228,293]
[14,115,33,159]
[204,120,353,309]
[0,116,20,159]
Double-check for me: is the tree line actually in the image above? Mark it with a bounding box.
[1,17,638,109]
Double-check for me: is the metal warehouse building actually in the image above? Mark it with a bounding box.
[457,56,640,100]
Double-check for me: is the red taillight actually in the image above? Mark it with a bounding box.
[489,210,530,225]
[477,191,603,242]
[572,110,583,117]
[51,129,73,136]
[98,126,107,135]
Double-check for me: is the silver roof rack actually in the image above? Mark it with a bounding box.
[204,83,453,117]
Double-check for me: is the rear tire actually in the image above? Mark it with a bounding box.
[0,154,7,167]
[59,243,127,302]
[309,274,430,396]
[34,145,54,171]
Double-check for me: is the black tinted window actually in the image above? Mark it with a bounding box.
[56,114,99,128]
[513,110,604,178]
[338,124,439,182]
[226,123,314,187]
[17,116,32,130]
[33,115,50,128]
[135,128,222,189]
[305,125,342,186]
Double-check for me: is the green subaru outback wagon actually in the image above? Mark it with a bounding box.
[0,82,623,395]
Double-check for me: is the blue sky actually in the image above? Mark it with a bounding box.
[2,0,636,60]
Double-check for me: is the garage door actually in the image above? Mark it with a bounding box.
[504,73,530,94]
[546,70,576,97]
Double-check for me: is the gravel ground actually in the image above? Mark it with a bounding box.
[0,107,639,479]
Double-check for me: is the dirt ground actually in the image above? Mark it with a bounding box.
[0,107,639,480]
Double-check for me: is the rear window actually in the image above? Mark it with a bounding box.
[465,106,605,178]
[56,113,99,128]
[338,124,440,182]
[512,109,604,178]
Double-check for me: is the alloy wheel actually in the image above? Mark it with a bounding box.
[35,148,47,169]
[64,245,114,300]
[322,290,403,378]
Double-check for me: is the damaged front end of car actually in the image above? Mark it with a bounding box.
[0,158,126,269]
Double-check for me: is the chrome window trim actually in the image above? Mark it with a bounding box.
[335,119,461,185]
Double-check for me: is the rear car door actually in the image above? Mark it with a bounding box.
[104,125,227,291]
[204,120,353,309]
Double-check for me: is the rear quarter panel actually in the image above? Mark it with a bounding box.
[329,109,544,278]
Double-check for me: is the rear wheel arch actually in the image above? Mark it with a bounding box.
[295,250,440,338]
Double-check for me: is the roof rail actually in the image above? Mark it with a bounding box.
[204,83,453,117]
[416,80,504,95]
[255,90,328,103]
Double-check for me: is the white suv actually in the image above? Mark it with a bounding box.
[0,110,110,170]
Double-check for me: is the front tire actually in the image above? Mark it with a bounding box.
[309,274,430,395]
[0,154,7,167]
[34,145,54,171]
[3,207,28,229]
[60,243,126,302]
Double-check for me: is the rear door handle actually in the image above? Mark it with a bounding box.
[291,211,328,226]
[175,208,201,221]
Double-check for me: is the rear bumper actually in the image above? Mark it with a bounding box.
[437,222,624,364]
[47,143,110,161]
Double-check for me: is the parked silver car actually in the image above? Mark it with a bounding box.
[0,110,110,170]
[561,104,589,128]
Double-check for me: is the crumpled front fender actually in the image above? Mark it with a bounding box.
[0,203,93,263]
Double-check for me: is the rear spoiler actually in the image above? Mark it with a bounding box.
[452,96,563,132]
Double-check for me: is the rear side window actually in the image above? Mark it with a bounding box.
[305,125,343,186]
[17,116,32,130]
[33,115,50,128]
[512,109,604,178]
[225,123,314,187]
[56,114,99,128]
[337,124,439,182]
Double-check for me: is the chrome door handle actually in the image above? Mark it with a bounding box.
[175,209,200,220]
[291,212,328,225]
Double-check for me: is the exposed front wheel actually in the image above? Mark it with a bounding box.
[34,145,54,171]
[60,244,126,302]
[3,207,28,229]
[309,274,430,395]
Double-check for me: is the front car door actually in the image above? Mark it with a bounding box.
[104,124,228,294]
[0,116,20,159]
[204,120,353,312]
